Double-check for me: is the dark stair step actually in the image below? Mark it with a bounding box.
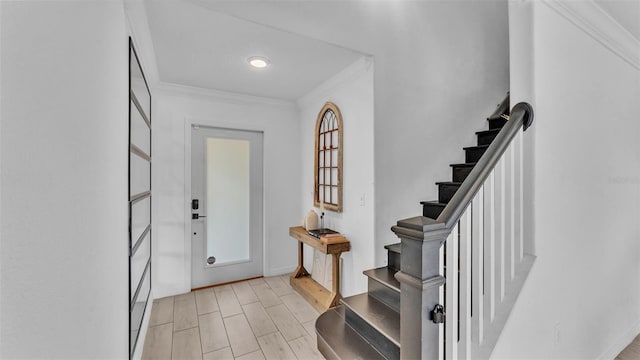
[342,293,400,360]
[464,145,489,163]
[364,267,400,312]
[450,162,476,183]
[476,128,501,146]
[420,200,446,219]
[488,115,508,130]
[384,243,401,271]
[436,181,462,204]
[316,306,386,360]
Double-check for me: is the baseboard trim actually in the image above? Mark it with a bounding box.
[267,264,297,277]
[191,275,264,291]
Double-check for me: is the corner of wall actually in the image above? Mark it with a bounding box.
[124,0,160,86]
[296,55,373,109]
[296,54,375,296]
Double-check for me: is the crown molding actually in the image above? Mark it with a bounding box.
[296,56,373,109]
[155,82,297,109]
[542,0,640,71]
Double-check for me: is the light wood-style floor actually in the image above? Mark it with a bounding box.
[617,334,640,360]
[141,274,325,360]
[142,275,640,360]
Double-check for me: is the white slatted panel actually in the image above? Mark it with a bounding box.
[458,208,472,358]
[445,224,459,359]
[441,127,530,359]
[471,188,484,346]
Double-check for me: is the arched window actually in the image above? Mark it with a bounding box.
[314,102,343,212]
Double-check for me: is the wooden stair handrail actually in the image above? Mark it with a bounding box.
[389,100,534,360]
[392,102,534,235]
[438,102,533,228]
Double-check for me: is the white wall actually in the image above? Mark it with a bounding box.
[493,2,640,358]
[0,1,129,357]
[152,84,301,298]
[172,1,512,265]
[372,1,511,265]
[297,57,375,296]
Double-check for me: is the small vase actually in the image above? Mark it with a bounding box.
[304,210,319,230]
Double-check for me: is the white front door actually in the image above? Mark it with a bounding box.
[191,126,263,288]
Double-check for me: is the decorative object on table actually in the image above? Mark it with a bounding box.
[303,210,319,231]
[319,199,325,229]
[307,228,338,239]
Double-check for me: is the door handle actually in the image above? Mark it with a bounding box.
[192,213,207,220]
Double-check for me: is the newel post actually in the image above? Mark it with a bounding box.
[391,216,448,359]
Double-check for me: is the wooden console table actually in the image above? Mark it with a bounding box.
[289,226,350,312]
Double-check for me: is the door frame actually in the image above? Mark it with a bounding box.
[183,117,267,290]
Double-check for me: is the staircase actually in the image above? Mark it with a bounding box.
[422,110,509,220]
[316,95,519,359]
[316,244,402,360]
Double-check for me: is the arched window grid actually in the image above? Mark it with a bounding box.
[314,102,343,212]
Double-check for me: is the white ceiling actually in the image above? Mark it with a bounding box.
[146,0,640,101]
[188,0,640,52]
[145,0,365,101]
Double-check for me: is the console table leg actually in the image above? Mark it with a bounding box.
[331,253,341,303]
[293,239,308,278]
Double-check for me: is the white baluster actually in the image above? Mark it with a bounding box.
[458,207,472,358]
[483,171,495,324]
[471,188,484,346]
[495,157,505,303]
[445,224,459,359]
[505,142,514,283]
[515,130,524,263]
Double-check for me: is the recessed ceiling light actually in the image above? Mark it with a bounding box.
[247,56,270,69]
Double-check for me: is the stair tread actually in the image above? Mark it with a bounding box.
[341,293,400,347]
[487,113,508,121]
[463,144,489,150]
[383,243,401,254]
[476,128,501,135]
[363,267,400,293]
[419,200,446,206]
[450,162,477,168]
[316,306,387,360]
[436,181,463,186]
